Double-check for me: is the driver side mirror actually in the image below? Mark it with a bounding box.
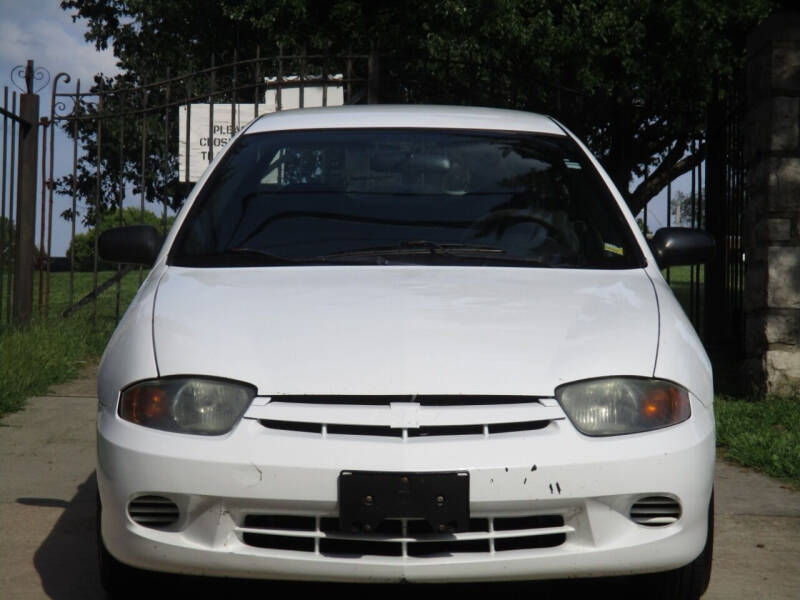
[98,225,163,266]
[648,227,715,269]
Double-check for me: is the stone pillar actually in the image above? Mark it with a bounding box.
[744,9,800,395]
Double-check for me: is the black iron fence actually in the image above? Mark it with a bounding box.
[635,76,746,374]
[1,61,49,331]
[0,86,19,330]
[0,51,748,367]
[0,51,377,328]
[705,81,747,359]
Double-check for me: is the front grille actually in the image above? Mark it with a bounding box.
[630,496,682,526]
[254,395,560,439]
[259,420,550,437]
[264,395,544,406]
[127,495,179,528]
[239,514,570,557]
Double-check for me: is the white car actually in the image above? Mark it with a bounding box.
[97,105,716,598]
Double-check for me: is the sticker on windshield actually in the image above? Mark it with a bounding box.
[603,242,624,256]
[563,159,582,170]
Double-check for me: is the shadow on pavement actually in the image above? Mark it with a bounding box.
[30,473,103,599]
[30,473,645,599]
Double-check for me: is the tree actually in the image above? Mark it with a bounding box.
[60,0,775,218]
[670,189,705,229]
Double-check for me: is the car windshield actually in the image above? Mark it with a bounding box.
[170,128,643,269]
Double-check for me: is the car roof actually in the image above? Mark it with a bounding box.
[245,104,565,136]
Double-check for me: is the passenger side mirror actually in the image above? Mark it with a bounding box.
[98,225,163,266]
[648,227,715,269]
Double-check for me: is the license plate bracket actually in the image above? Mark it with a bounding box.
[338,471,469,534]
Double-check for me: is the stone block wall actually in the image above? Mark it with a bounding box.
[744,10,800,395]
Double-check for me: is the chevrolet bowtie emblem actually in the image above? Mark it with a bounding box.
[389,402,421,429]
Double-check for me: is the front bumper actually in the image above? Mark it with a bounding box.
[97,396,715,583]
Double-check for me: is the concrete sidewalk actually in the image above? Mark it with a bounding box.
[1,367,798,599]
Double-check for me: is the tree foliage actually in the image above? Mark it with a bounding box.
[60,0,775,219]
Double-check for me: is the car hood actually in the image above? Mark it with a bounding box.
[153,266,658,397]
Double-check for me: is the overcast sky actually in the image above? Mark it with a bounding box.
[1,0,119,255]
[0,0,118,85]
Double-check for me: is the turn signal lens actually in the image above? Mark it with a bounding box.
[556,378,691,437]
[119,378,255,435]
[119,384,170,425]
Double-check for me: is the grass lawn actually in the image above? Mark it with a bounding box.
[715,395,800,487]
[0,270,146,418]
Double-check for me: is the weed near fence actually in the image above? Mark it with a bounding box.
[716,395,800,487]
[0,271,144,417]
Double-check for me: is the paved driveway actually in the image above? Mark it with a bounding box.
[1,368,798,599]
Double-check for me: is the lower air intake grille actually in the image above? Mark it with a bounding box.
[128,495,179,528]
[239,514,569,557]
[630,496,682,526]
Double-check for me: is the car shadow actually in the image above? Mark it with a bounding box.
[30,473,644,599]
[29,472,104,599]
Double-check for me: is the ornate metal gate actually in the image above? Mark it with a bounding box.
[2,50,748,368]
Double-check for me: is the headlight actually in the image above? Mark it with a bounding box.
[556,378,690,436]
[119,378,255,435]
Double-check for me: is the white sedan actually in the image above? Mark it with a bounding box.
[96,105,715,599]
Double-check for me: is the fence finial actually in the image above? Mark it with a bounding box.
[10,60,50,94]
[25,60,34,94]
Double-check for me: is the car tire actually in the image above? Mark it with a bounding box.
[638,491,714,600]
[96,493,149,599]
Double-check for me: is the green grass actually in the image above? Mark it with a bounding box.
[716,395,800,487]
[0,270,146,418]
[663,265,705,327]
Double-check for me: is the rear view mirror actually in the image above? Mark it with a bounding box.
[98,225,163,266]
[370,152,451,173]
[648,227,715,269]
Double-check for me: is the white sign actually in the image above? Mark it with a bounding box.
[178,76,345,182]
[264,74,344,110]
[178,104,269,182]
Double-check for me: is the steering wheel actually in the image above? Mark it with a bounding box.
[465,209,573,248]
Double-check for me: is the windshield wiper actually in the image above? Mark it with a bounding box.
[183,244,553,268]
[322,240,507,259]
[223,247,388,266]
[224,247,309,264]
[320,241,559,267]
